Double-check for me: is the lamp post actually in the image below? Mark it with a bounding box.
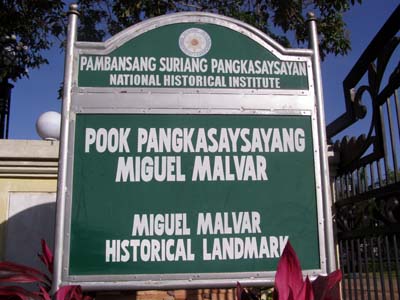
[0,34,20,139]
[0,79,13,139]
[0,32,29,139]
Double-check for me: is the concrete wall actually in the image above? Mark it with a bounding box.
[0,140,59,265]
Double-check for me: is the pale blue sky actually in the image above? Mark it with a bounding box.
[7,0,400,140]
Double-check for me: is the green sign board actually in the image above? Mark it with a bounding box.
[70,114,319,275]
[54,11,332,291]
[77,23,308,90]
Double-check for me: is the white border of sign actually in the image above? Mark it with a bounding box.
[53,6,335,292]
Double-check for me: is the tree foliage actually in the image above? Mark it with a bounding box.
[1,0,362,82]
[0,0,65,82]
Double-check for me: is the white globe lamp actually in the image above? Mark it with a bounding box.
[36,111,61,140]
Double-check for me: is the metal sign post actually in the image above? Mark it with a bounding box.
[307,12,336,273]
[53,3,79,293]
[53,5,334,291]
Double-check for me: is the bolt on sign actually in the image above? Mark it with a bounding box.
[53,10,334,291]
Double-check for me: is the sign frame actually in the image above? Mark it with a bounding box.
[53,6,335,292]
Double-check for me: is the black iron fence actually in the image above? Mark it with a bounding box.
[339,234,399,300]
[328,5,400,300]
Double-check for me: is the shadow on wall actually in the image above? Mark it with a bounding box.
[3,192,56,273]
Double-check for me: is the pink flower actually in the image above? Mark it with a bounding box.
[237,241,342,300]
[273,242,342,300]
[0,240,93,300]
[38,239,54,274]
